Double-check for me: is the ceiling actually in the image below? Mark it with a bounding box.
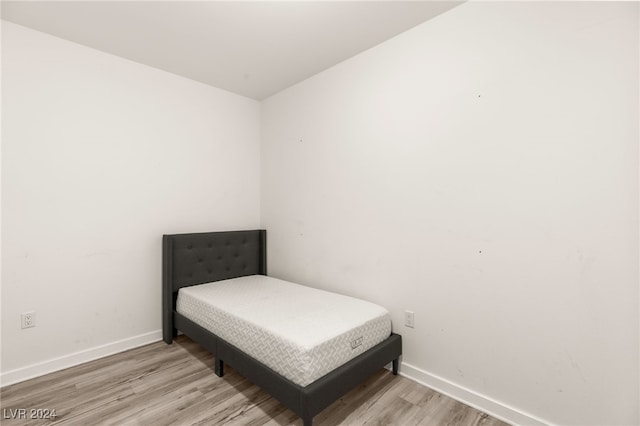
[1,1,462,100]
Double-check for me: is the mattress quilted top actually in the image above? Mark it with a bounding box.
[176,274,392,386]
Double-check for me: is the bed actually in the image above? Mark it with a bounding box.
[162,229,402,426]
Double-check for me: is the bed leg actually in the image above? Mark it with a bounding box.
[162,328,176,344]
[392,358,399,375]
[215,358,224,377]
[302,416,313,426]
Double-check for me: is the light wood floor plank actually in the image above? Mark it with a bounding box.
[1,336,511,426]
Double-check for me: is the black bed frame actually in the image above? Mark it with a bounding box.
[162,230,402,426]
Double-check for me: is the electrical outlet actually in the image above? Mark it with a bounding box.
[404,310,415,328]
[21,311,36,329]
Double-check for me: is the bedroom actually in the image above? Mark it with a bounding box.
[1,1,638,425]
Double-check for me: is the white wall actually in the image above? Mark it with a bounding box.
[261,2,639,426]
[1,21,261,381]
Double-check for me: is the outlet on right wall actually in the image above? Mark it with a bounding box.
[261,2,639,425]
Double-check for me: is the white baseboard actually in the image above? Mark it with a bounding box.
[398,362,551,426]
[0,330,163,388]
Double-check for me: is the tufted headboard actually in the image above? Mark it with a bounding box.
[162,229,266,342]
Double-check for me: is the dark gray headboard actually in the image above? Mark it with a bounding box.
[162,229,266,342]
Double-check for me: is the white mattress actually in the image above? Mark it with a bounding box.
[176,275,392,386]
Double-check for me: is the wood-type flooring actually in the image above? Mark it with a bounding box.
[1,336,511,426]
